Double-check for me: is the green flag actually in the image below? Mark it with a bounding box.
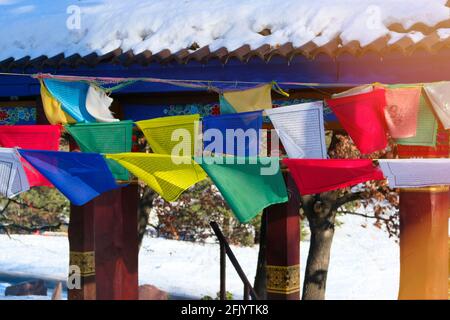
[65,121,134,180]
[195,156,288,223]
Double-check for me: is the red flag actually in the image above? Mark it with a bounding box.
[283,159,384,195]
[326,89,388,154]
[0,125,61,187]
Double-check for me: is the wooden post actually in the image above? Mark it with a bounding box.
[397,129,449,300]
[265,173,301,299]
[94,184,139,300]
[68,203,96,300]
[398,187,449,299]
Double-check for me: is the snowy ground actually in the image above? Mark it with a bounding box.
[0,214,399,300]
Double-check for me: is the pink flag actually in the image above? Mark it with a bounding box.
[383,87,421,139]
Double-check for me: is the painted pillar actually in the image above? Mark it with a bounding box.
[398,187,449,299]
[67,137,139,300]
[398,129,450,300]
[68,203,96,300]
[94,184,139,300]
[265,173,301,299]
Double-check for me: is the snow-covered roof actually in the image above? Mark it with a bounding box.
[1,0,450,69]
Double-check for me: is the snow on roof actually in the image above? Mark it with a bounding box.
[0,0,449,64]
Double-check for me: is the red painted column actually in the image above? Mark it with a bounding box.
[265,173,301,299]
[68,203,96,300]
[398,187,449,299]
[397,129,449,300]
[94,184,139,300]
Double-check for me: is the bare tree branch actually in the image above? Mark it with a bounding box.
[337,210,391,223]
[333,192,363,210]
[0,222,66,233]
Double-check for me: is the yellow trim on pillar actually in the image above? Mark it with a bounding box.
[400,186,449,193]
[69,251,95,277]
[266,264,300,295]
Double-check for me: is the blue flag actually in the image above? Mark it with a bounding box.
[202,110,263,157]
[44,79,96,123]
[18,150,121,206]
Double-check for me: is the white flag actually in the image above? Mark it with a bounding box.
[0,148,30,198]
[85,85,119,122]
[378,159,450,188]
[423,82,450,129]
[265,101,327,159]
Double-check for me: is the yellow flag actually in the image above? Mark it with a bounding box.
[106,153,206,202]
[40,80,76,125]
[136,114,200,155]
[223,84,272,112]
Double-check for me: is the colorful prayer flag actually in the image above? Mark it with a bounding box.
[18,150,121,206]
[221,84,272,113]
[379,159,450,188]
[195,156,288,223]
[265,101,327,159]
[85,85,118,123]
[106,153,207,202]
[202,110,262,156]
[283,159,384,195]
[0,148,29,198]
[65,121,133,180]
[394,86,438,147]
[0,125,61,187]
[383,87,421,139]
[326,89,388,154]
[136,114,200,156]
[332,84,374,99]
[424,82,450,130]
[219,95,237,114]
[40,80,76,125]
[44,79,96,123]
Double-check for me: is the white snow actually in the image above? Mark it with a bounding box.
[0,214,399,300]
[0,0,448,61]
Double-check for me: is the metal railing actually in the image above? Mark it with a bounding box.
[209,221,258,300]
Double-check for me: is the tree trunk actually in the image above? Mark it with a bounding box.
[301,194,337,300]
[138,186,156,249]
[302,221,335,300]
[253,210,267,299]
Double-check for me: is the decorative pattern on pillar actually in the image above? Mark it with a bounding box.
[265,172,301,300]
[266,264,300,295]
[398,186,449,300]
[68,204,96,300]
